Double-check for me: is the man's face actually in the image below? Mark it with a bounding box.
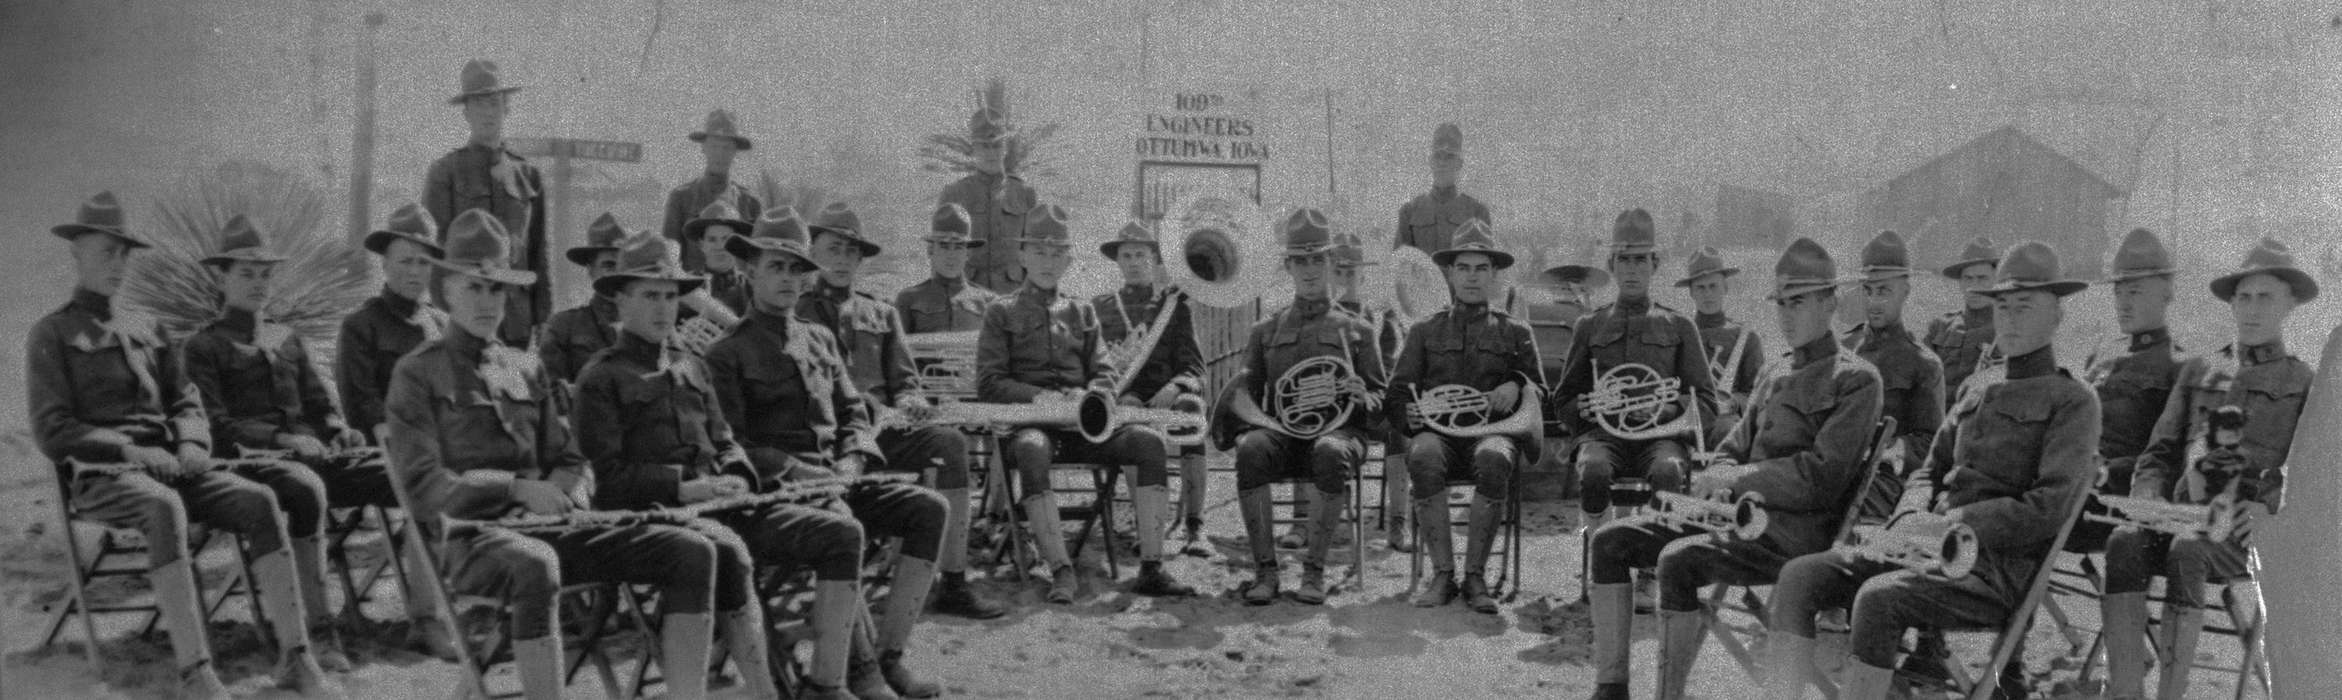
[1775,289,1838,349]
[382,239,436,301]
[1610,251,1657,298]
[1332,264,1361,300]
[461,93,508,143]
[1285,251,1332,300]
[1445,253,1497,305]
[1020,243,1070,288]
[1429,148,1461,188]
[585,250,620,281]
[440,273,509,340]
[1860,278,1909,328]
[70,233,132,297]
[219,260,276,312]
[615,278,681,343]
[700,137,738,174]
[973,141,1006,176]
[1114,245,1158,286]
[927,240,970,278]
[810,231,863,287]
[1991,290,2062,357]
[1687,274,1728,314]
[2111,276,2172,334]
[699,224,741,273]
[1958,263,1997,310]
[2228,273,2299,346]
[748,250,819,313]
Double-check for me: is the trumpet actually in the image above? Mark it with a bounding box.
[674,289,740,356]
[1648,491,1770,540]
[1410,381,1544,441]
[2089,495,2237,542]
[1835,511,1980,580]
[1586,360,1701,441]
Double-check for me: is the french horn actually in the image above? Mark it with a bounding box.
[1585,359,1702,441]
[1835,511,1980,580]
[1409,375,1544,443]
[1226,355,1362,440]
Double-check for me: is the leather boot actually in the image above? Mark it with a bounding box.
[289,536,351,672]
[400,534,462,661]
[929,573,1006,620]
[2102,591,2151,699]
[1839,659,1895,700]
[1241,563,1281,606]
[1762,632,1816,700]
[1589,582,1633,689]
[154,558,229,700]
[660,612,713,700]
[1655,608,1706,700]
[254,548,341,697]
[847,643,903,700]
[511,635,564,700]
[880,649,941,699]
[2155,604,2206,700]
[718,607,779,699]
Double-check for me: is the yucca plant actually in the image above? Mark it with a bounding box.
[915,76,1060,181]
[754,169,839,220]
[118,161,375,368]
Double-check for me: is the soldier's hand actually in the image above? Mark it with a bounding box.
[1489,382,1521,414]
[1118,393,1145,408]
[1574,396,1596,422]
[279,433,328,460]
[834,453,867,478]
[678,478,721,503]
[900,398,940,423]
[329,427,368,451]
[1146,385,1182,410]
[122,446,180,477]
[174,443,213,475]
[511,479,575,515]
[2229,500,2271,543]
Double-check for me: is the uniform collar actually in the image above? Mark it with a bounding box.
[214,306,260,335]
[2006,345,2057,380]
[589,294,618,317]
[699,171,731,186]
[817,278,853,301]
[1793,331,1841,368]
[1614,295,1650,316]
[1962,305,1993,325]
[68,287,113,320]
[1121,282,1157,298]
[613,330,667,365]
[1451,301,1490,319]
[378,288,421,317]
[1018,283,1060,303]
[1695,310,1729,328]
[2239,340,2289,366]
[2128,327,2170,352]
[1431,184,1457,200]
[1289,295,1333,319]
[445,322,493,363]
[928,275,966,293]
[748,305,797,333]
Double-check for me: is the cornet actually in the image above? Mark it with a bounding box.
[2089,495,2237,542]
[1647,491,1769,540]
[1586,360,1701,441]
[673,289,740,356]
[1835,511,1980,580]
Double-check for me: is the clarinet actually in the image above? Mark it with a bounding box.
[443,472,921,535]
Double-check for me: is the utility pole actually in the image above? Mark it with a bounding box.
[347,10,385,247]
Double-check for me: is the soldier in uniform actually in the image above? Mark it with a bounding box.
[685,201,754,315]
[1839,230,1945,476]
[535,212,629,386]
[661,108,764,274]
[936,108,1038,293]
[896,202,997,334]
[1230,210,1389,606]
[796,202,1006,623]
[334,202,461,658]
[1586,238,1883,700]
[181,216,371,671]
[1528,260,1608,502]
[1331,232,1414,552]
[1392,122,1491,255]
[1389,219,1541,612]
[1764,241,2102,700]
[1926,237,2002,406]
[1092,220,1210,555]
[1677,247,1765,446]
[979,204,1196,603]
[386,210,724,700]
[2069,228,2185,561]
[30,193,339,698]
[2103,238,2317,700]
[421,59,548,346]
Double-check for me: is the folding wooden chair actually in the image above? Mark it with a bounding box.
[324,501,414,621]
[40,468,266,667]
[1877,477,2098,700]
[2052,551,2273,699]
[1260,453,1371,591]
[1406,471,1525,603]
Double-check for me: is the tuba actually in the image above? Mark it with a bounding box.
[1585,359,1702,441]
[1835,511,1980,580]
[1226,355,1361,440]
[674,289,741,356]
[1647,491,1770,540]
[2088,495,2237,542]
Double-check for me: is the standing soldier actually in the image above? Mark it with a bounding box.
[2069,228,2183,558]
[1585,238,1882,700]
[422,59,547,347]
[1332,232,1414,552]
[1677,246,1764,446]
[1392,122,1490,256]
[1839,230,1944,476]
[1092,219,1210,555]
[896,203,997,334]
[936,108,1038,293]
[1764,241,2101,700]
[334,202,461,659]
[661,108,764,274]
[1389,219,1541,613]
[797,202,1007,623]
[535,212,629,386]
[1230,209,1388,606]
[685,201,754,315]
[30,193,340,698]
[979,204,1196,603]
[1927,237,2002,406]
[2104,238,2316,700]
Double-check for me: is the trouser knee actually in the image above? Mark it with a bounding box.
[807,511,867,582]
[1587,524,1645,584]
[1848,578,1921,668]
[1654,538,1723,612]
[247,461,328,538]
[210,478,290,553]
[1118,427,1169,486]
[691,520,758,611]
[1308,439,1357,495]
[1472,440,1514,500]
[880,487,948,561]
[2161,538,2221,608]
[1405,434,1448,500]
[2102,527,2157,595]
[1006,430,1054,494]
[1644,441,1690,494]
[926,429,972,490]
[640,526,718,615]
[1766,557,1842,637]
[121,484,193,564]
[485,536,562,639]
[1232,431,1283,492]
[1575,443,1620,513]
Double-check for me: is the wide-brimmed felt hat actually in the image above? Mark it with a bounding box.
[1768,237,1840,301]
[51,191,150,248]
[1940,237,2001,279]
[1431,219,1514,269]
[1333,232,1375,267]
[1976,241,2086,298]
[428,209,538,286]
[1845,230,1912,283]
[447,59,521,105]
[1017,204,1074,246]
[808,202,882,257]
[2100,227,2179,284]
[969,107,1012,144]
[199,215,289,268]
[564,213,629,266]
[725,206,820,269]
[1099,220,1161,260]
[1608,209,1657,253]
[2210,237,2319,303]
[592,232,706,297]
[683,201,753,243]
[923,202,985,246]
[363,202,443,257]
[1672,246,1740,287]
[687,108,752,150]
[1538,260,1610,289]
[1280,208,1338,257]
[1432,123,1463,156]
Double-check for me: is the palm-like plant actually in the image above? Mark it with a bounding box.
[915,76,1060,181]
[118,161,375,367]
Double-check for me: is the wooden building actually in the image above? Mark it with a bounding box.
[1862,125,2127,272]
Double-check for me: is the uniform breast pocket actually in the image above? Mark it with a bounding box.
[1978,397,2051,456]
[453,177,499,210]
[1768,383,1839,439]
[904,300,948,331]
[618,378,670,414]
[1407,207,1440,236]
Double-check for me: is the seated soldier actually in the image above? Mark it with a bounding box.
[1331,231,1411,552]
[31,193,340,698]
[536,212,629,386]
[977,204,1195,604]
[1582,239,1883,700]
[1092,219,1213,557]
[896,202,997,335]
[685,201,753,315]
[385,210,724,700]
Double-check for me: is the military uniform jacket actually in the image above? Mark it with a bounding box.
[384,325,588,529]
[1391,186,1490,255]
[659,172,764,274]
[26,289,211,476]
[706,269,750,317]
[2131,341,2312,507]
[936,172,1039,293]
[1717,333,1884,555]
[1337,298,1407,366]
[704,308,879,480]
[1525,299,1591,382]
[976,284,1111,403]
[1695,311,1766,408]
[1095,284,1203,399]
[1843,320,1945,470]
[183,308,349,454]
[1552,297,1718,437]
[422,143,551,345]
[574,332,750,510]
[337,290,446,437]
[1925,306,1996,407]
[1904,346,2101,597]
[538,295,619,385]
[1244,297,1389,435]
[798,281,917,407]
[895,276,996,334]
[2080,328,2181,488]
[1387,303,1541,436]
